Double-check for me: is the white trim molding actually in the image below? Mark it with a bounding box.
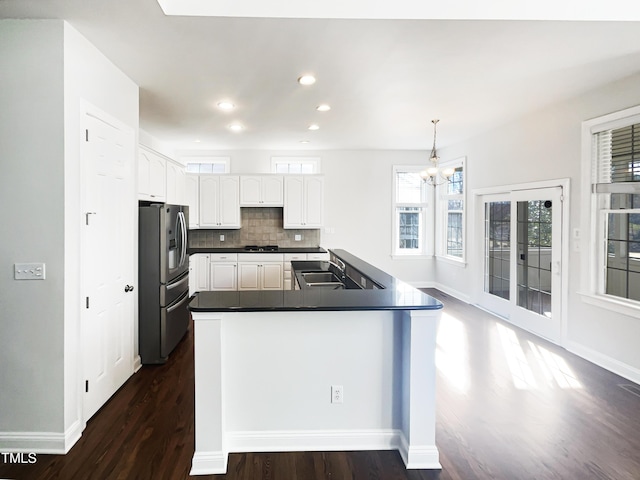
[566,340,640,386]
[0,420,82,454]
[190,451,228,476]
[226,429,401,453]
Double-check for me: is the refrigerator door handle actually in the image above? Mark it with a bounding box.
[178,211,187,268]
[167,290,189,313]
[167,273,189,291]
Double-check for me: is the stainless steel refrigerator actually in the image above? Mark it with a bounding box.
[138,203,190,364]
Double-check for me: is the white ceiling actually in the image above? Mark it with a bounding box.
[2,0,640,151]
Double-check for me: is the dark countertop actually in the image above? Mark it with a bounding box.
[189,246,327,255]
[188,249,443,312]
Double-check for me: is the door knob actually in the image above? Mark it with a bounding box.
[124,285,134,292]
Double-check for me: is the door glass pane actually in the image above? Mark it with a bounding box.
[485,201,511,300]
[517,200,553,318]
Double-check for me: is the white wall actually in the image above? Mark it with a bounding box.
[176,149,436,285]
[63,22,139,443]
[436,72,640,383]
[0,19,138,452]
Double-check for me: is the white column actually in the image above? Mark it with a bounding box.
[190,312,227,475]
[399,309,442,469]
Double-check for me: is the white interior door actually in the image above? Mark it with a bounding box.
[81,105,135,421]
[478,187,563,344]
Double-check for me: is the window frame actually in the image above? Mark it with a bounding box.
[392,165,431,258]
[435,157,466,264]
[182,156,230,174]
[580,105,640,316]
[271,156,321,174]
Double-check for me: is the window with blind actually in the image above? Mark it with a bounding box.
[393,166,429,256]
[592,120,640,302]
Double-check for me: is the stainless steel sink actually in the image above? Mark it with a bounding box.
[302,271,342,283]
[306,282,345,289]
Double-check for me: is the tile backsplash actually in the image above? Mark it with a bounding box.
[189,207,320,248]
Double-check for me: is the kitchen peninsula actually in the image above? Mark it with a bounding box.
[188,249,443,475]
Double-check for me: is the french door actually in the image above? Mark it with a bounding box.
[479,187,563,344]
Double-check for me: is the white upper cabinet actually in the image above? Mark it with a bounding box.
[166,159,186,205]
[138,147,166,201]
[185,173,200,228]
[199,175,240,229]
[240,175,284,206]
[284,175,324,229]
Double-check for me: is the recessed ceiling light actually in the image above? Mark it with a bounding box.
[298,74,316,86]
[316,104,331,112]
[299,140,310,144]
[194,139,201,143]
[228,123,244,132]
[217,101,235,111]
[308,124,320,131]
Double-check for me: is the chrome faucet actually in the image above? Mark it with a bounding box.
[328,259,346,278]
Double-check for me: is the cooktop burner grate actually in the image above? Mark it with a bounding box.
[244,245,279,252]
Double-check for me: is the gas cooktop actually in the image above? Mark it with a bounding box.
[243,245,279,252]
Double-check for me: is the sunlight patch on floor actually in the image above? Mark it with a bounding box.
[436,312,470,394]
[528,341,582,389]
[496,322,539,389]
[493,322,582,390]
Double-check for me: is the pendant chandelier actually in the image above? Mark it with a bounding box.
[420,119,455,185]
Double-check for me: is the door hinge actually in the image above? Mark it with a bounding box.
[85,129,89,142]
[86,296,90,309]
[85,380,89,393]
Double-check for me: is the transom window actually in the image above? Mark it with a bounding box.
[183,156,230,173]
[271,157,320,174]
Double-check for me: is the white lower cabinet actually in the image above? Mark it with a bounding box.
[191,252,326,292]
[238,253,284,291]
[210,253,238,291]
[284,253,307,290]
[189,254,210,295]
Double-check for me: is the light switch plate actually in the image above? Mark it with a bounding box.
[15,263,46,280]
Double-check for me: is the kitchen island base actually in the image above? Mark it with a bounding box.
[190,308,441,475]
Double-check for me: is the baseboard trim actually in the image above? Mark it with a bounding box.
[566,340,640,385]
[191,430,441,475]
[0,420,82,454]
[431,282,472,304]
[133,354,142,373]
[190,451,228,476]
[226,429,401,453]
[397,433,441,469]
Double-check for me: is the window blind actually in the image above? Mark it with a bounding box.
[594,123,640,193]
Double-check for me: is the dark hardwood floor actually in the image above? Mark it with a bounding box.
[3,289,640,479]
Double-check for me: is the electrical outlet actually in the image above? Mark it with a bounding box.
[220,234,225,241]
[331,385,343,404]
[295,234,302,241]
